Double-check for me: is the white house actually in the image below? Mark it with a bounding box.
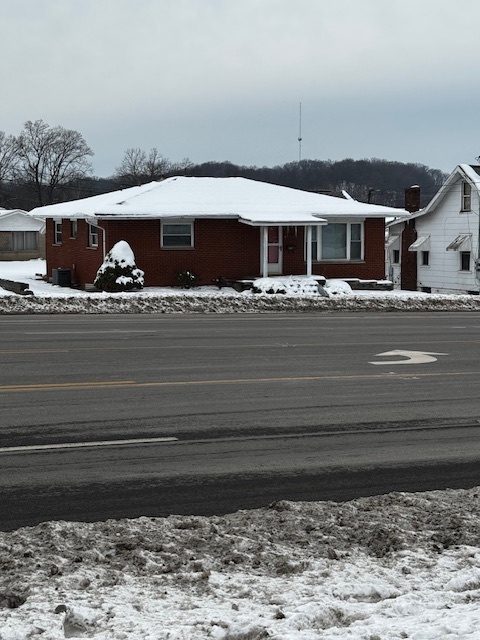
[0,209,45,260]
[387,165,480,294]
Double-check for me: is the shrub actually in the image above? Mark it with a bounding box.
[176,270,198,289]
[94,241,144,292]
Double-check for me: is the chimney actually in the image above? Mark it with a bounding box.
[405,185,421,213]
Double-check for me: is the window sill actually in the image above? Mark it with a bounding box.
[312,259,365,264]
[161,246,195,250]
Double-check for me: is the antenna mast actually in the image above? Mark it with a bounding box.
[298,102,302,162]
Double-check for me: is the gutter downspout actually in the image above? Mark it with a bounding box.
[86,218,106,259]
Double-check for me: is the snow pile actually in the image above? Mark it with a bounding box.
[1,488,480,638]
[252,276,322,296]
[325,278,353,295]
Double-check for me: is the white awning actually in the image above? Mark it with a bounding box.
[386,234,400,248]
[446,234,472,251]
[408,235,430,251]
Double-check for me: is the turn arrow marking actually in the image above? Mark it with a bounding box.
[369,350,448,365]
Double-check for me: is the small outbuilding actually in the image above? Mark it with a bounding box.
[0,209,45,261]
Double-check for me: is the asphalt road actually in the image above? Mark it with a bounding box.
[1,312,480,530]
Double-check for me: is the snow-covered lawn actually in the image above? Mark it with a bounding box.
[2,260,480,638]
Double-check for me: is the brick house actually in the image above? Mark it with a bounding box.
[31,177,406,289]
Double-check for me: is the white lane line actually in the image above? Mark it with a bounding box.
[0,437,178,454]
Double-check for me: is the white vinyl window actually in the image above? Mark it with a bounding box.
[309,222,363,261]
[161,221,194,248]
[54,221,62,245]
[88,224,99,248]
[461,181,471,212]
[70,219,78,239]
[460,251,471,271]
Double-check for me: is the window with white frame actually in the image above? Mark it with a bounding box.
[392,249,400,264]
[54,221,62,244]
[161,221,193,248]
[88,224,99,248]
[70,219,78,239]
[460,251,471,271]
[461,181,471,212]
[421,250,429,266]
[309,222,363,261]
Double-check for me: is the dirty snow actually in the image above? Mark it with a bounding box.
[2,261,480,638]
[1,259,480,314]
[2,489,480,639]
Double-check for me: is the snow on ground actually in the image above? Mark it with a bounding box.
[1,260,480,313]
[2,261,480,638]
[2,489,480,639]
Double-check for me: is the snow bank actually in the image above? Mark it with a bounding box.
[2,261,480,313]
[1,291,480,314]
[1,488,480,638]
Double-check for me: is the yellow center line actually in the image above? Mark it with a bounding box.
[0,371,475,392]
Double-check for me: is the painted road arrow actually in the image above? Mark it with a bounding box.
[369,350,448,365]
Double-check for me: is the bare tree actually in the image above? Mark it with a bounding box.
[14,119,93,206]
[0,131,17,182]
[114,147,171,186]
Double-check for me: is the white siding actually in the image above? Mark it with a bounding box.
[416,177,479,294]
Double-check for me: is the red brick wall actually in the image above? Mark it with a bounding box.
[45,218,106,286]
[45,217,387,288]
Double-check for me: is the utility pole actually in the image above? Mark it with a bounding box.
[298,102,302,163]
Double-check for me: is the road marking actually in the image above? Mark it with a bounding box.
[0,436,178,454]
[0,371,473,393]
[369,350,449,365]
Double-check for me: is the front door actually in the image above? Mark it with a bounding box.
[267,226,282,275]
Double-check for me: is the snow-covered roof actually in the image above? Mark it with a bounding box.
[0,209,45,232]
[406,164,480,222]
[30,177,407,223]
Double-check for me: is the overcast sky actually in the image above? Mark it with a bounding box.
[3,0,480,177]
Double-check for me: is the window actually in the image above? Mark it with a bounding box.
[54,221,62,244]
[161,222,193,248]
[421,251,429,266]
[88,224,99,248]
[460,251,471,271]
[461,181,471,211]
[70,219,77,239]
[392,249,400,264]
[310,223,363,261]
[12,231,38,251]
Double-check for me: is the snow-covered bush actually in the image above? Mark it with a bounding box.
[325,279,353,296]
[94,241,144,292]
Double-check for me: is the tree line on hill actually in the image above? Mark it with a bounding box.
[0,119,447,211]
